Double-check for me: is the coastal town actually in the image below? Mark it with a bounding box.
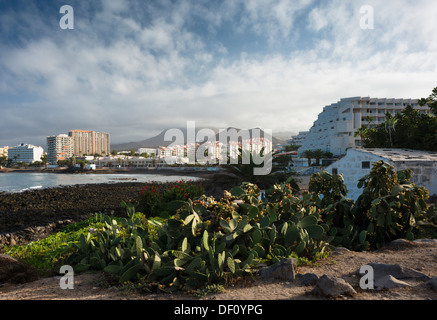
[1,1,437,307]
[1,95,436,202]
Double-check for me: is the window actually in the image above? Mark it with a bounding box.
[362,161,371,169]
[332,168,338,175]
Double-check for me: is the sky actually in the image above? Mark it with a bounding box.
[1,0,437,149]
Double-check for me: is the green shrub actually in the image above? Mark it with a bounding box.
[353,160,436,247]
[138,180,205,217]
[64,181,332,293]
[4,215,109,275]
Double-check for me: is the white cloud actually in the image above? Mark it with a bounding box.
[1,0,437,148]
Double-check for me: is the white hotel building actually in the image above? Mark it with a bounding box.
[298,97,431,156]
[8,144,44,164]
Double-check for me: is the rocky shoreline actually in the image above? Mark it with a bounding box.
[0,182,146,247]
[0,172,238,247]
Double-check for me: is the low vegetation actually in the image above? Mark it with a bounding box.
[3,161,437,295]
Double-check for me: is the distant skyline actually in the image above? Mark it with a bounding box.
[1,0,436,148]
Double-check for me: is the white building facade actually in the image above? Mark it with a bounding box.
[8,144,44,164]
[47,134,73,165]
[298,97,430,156]
[156,137,272,165]
[290,131,309,146]
[137,148,158,156]
[325,148,437,200]
[0,146,9,158]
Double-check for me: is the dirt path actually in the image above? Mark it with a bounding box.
[1,240,436,301]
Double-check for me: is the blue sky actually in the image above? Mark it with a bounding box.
[1,0,437,148]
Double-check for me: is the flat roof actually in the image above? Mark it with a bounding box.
[355,148,437,162]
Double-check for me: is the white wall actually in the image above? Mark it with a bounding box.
[325,149,380,200]
[326,149,437,200]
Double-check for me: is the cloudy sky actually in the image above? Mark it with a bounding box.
[1,0,436,148]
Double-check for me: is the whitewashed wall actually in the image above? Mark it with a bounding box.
[325,149,437,200]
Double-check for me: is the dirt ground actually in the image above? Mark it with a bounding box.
[1,240,436,301]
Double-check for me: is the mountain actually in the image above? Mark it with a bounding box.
[111,127,219,151]
[212,128,286,146]
[272,131,297,141]
[111,127,287,151]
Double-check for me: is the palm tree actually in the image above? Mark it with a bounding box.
[312,149,325,166]
[40,154,48,168]
[224,147,280,189]
[302,150,315,166]
[384,112,397,148]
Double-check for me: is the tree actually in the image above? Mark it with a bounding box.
[419,86,437,115]
[301,149,332,166]
[355,86,437,151]
[302,150,315,166]
[284,144,300,152]
[31,161,43,167]
[312,149,325,166]
[40,154,48,168]
[224,147,283,189]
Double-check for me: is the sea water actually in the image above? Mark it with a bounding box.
[0,172,200,193]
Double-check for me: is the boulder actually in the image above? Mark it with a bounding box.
[258,258,297,282]
[356,263,430,281]
[425,277,437,291]
[387,239,416,249]
[296,273,319,286]
[0,254,39,285]
[332,247,350,255]
[413,239,437,246]
[311,275,357,298]
[374,275,412,291]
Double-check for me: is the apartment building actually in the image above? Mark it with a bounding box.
[0,146,9,158]
[47,134,73,165]
[298,97,430,156]
[137,148,158,156]
[290,132,309,146]
[156,137,272,165]
[68,130,110,156]
[8,144,44,164]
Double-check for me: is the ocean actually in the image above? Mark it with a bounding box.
[0,172,201,193]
